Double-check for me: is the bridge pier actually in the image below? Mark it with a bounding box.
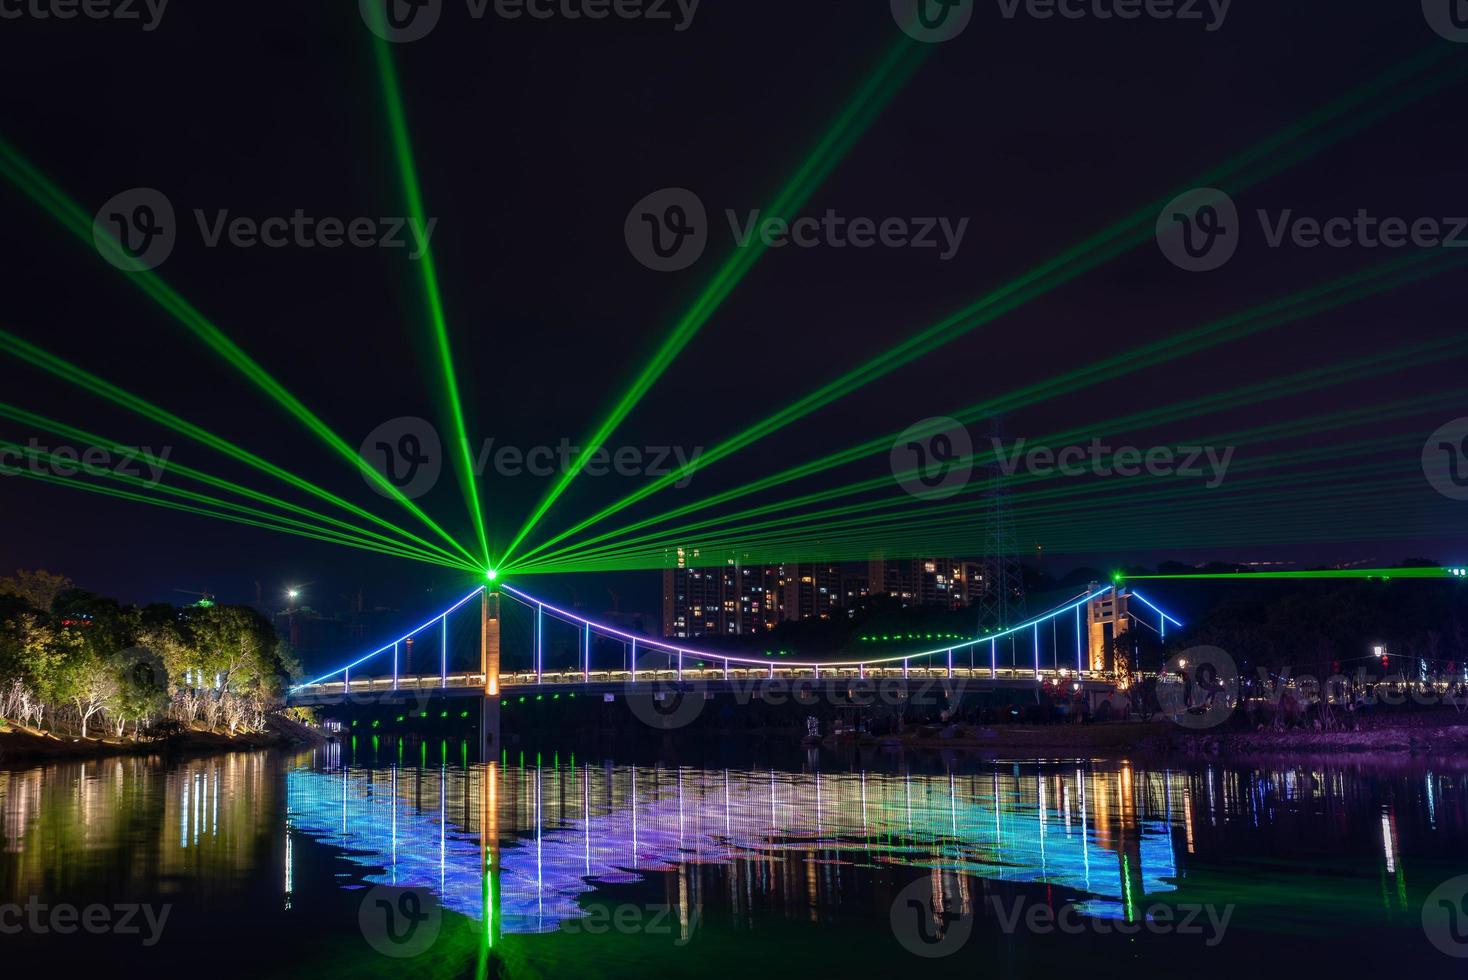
[479,695,500,755]
[481,589,501,751]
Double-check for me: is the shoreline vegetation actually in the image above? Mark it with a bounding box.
[8,711,1466,768]
[0,569,312,765]
[0,711,327,765]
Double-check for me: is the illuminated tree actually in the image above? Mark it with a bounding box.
[0,569,73,611]
[54,646,117,738]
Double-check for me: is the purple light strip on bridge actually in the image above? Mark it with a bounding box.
[499,584,1110,671]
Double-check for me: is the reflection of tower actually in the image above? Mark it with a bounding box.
[976,418,1026,631]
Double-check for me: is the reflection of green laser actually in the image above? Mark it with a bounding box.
[515,250,1468,569]
[0,400,469,569]
[369,12,490,569]
[0,328,468,567]
[513,47,1467,566]
[498,37,931,566]
[0,138,478,567]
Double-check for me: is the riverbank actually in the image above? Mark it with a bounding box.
[0,714,328,766]
[894,711,1468,759]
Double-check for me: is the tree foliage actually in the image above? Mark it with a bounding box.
[0,578,289,740]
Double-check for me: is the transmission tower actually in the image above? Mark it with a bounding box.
[976,418,1027,632]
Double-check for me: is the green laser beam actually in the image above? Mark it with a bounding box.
[0,400,464,567]
[498,37,931,566]
[0,137,479,567]
[520,474,1432,572]
[1125,567,1462,581]
[0,327,470,567]
[519,326,1465,570]
[4,449,475,570]
[368,10,491,569]
[513,247,1467,568]
[519,413,1443,567]
[520,451,1423,570]
[513,46,1468,566]
[1,438,471,567]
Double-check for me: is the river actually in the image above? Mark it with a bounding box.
[2,739,1464,977]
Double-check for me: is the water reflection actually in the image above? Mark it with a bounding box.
[288,755,1187,933]
[281,747,1463,940]
[0,753,280,902]
[1,747,1463,961]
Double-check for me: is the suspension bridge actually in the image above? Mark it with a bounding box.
[285,581,1181,745]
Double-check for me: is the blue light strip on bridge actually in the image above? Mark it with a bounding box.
[1128,591,1184,628]
[289,586,486,691]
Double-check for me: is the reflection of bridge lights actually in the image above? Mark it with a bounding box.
[286,762,1182,934]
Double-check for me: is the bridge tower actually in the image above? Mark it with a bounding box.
[480,589,501,750]
[1086,587,1131,686]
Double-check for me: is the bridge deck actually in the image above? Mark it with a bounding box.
[287,667,1110,706]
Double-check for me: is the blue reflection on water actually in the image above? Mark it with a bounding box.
[286,758,1179,934]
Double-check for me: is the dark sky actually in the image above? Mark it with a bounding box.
[1,1,1465,624]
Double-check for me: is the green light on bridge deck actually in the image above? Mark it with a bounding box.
[395,715,405,723]
[371,719,380,728]
[536,694,544,701]
[501,699,508,706]
[460,710,469,718]
[440,710,448,718]
[553,693,560,700]
[518,696,526,703]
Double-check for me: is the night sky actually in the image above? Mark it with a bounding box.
[1,1,1465,628]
